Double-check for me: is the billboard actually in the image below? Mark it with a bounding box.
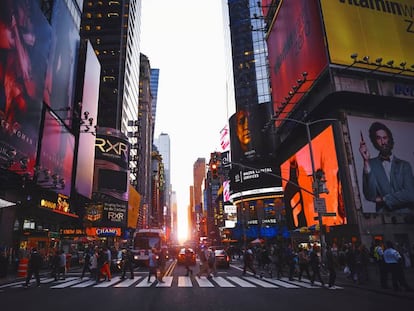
[347,115,414,214]
[0,0,51,176]
[320,0,414,76]
[280,125,346,229]
[38,110,75,196]
[266,0,328,121]
[229,103,272,164]
[75,41,100,198]
[43,0,80,125]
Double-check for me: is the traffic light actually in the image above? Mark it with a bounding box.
[211,162,218,179]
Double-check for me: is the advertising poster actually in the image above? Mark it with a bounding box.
[266,0,328,121]
[348,116,414,214]
[320,0,414,76]
[75,41,100,199]
[43,0,80,125]
[280,126,346,229]
[0,0,51,176]
[37,110,75,196]
[229,103,272,164]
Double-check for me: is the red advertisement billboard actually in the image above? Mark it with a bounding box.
[267,0,328,122]
[37,110,75,197]
[43,0,80,126]
[0,0,51,176]
[75,41,100,199]
[280,125,346,229]
[347,115,414,214]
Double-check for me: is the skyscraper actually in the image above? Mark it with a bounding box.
[150,68,160,139]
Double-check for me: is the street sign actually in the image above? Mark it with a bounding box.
[313,198,326,213]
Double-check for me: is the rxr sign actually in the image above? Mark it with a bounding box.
[108,211,124,222]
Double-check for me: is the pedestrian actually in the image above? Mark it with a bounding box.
[383,241,412,292]
[197,246,211,278]
[157,247,167,282]
[147,248,158,283]
[23,248,43,288]
[184,247,193,276]
[373,240,388,289]
[100,246,111,281]
[297,246,311,282]
[309,244,325,287]
[120,249,134,279]
[208,247,217,277]
[50,250,60,280]
[56,250,66,280]
[80,249,92,279]
[90,248,98,282]
[326,244,337,289]
[242,247,256,276]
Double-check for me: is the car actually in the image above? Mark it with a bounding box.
[177,248,196,266]
[214,249,231,268]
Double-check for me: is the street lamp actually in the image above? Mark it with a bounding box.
[271,117,337,259]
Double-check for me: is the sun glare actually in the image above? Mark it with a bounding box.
[177,206,188,244]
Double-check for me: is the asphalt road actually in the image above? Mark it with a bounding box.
[1,259,412,311]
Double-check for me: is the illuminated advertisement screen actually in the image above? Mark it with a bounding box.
[320,0,414,76]
[43,0,80,125]
[38,110,75,197]
[348,115,414,214]
[267,0,328,121]
[128,185,141,228]
[280,126,346,229]
[93,128,129,202]
[75,41,100,199]
[229,103,272,164]
[0,1,51,175]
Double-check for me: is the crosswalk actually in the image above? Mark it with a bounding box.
[0,274,343,290]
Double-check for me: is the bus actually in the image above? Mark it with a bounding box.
[132,228,166,265]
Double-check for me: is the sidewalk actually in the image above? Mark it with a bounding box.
[334,263,414,298]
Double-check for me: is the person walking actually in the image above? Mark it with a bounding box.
[208,247,217,277]
[297,246,311,282]
[80,249,92,279]
[184,247,193,276]
[309,244,325,287]
[383,241,412,292]
[90,248,98,283]
[56,250,66,280]
[197,246,210,278]
[242,247,256,276]
[147,248,158,283]
[120,248,134,279]
[23,248,43,288]
[50,250,60,281]
[157,247,167,283]
[373,240,388,289]
[325,244,337,289]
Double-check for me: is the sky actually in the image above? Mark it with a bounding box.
[140,1,230,237]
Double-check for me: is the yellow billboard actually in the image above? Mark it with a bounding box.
[128,185,141,228]
[320,0,414,76]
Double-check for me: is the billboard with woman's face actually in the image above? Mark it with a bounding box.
[348,116,414,214]
[0,0,51,176]
[280,126,346,229]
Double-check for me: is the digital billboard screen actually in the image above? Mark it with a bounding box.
[266,0,328,121]
[0,0,51,176]
[75,41,100,199]
[38,110,75,197]
[280,125,346,229]
[320,0,414,76]
[347,115,414,214]
[43,0,80,125]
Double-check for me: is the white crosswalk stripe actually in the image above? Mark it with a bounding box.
[0,275,345,290]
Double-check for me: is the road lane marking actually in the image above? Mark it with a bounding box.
[227,276,256,287]
[178,276,192,287]
[244,276,278,288]
[156,276,173,287]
